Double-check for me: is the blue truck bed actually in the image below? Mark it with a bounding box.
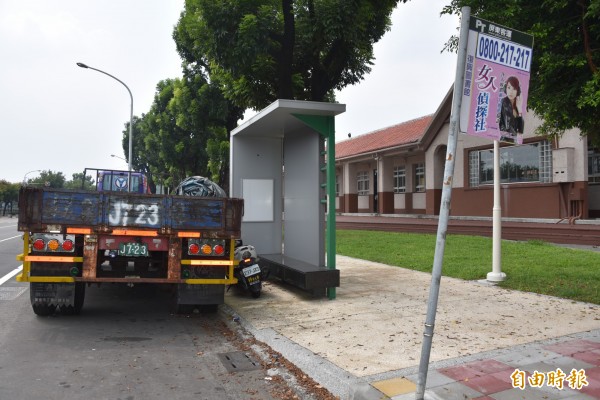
[17,186,243,236]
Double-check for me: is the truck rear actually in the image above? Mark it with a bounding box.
[16,175,243,316]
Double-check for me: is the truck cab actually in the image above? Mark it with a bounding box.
[85,168,151,193]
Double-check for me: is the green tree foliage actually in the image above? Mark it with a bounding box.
[128,76,241,190]
[64,172,95,190]
[0,180,20,216]
[442,0,600,141]
[27,170,66,188]
[173,0,403,110]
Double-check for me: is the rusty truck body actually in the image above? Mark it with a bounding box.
[16,177,243,316]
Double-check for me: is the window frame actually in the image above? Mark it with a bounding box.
[393,166,406,193]
[414,163,425,193]
[357,171,369,195]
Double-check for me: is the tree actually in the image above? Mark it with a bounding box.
[441,0,600,142]
[27,170,66,188]
[0,180,19,216]
[173,0,403,111]
[64,172,95,190]
[129,76,240,190]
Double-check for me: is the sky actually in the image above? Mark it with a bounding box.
[0,0,459,184]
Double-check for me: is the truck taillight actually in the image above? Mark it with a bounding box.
[33,239,45,251]
[62,240,74,251]
[189,243,200,254]
[213,244,224,255]
[201,244,212,255]
[47,239,60,251]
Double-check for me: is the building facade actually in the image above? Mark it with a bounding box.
[335,89,600,220]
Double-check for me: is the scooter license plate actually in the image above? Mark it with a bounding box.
[242,264,261,278]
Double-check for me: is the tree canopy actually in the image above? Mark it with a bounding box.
[124,76,243,189]
[115,0,407,191]
[442,0,600,142]
[174,0,403,110]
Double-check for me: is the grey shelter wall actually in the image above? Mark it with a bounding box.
[230,135,283,255]
[283,128,324,267]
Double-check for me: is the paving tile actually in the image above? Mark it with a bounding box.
[543,339,600,357]
[467,359,514,374]
[371,377,415,397]
[580,381,600,399]
[542,355,595,372]
[404,370,455,389]
[493,346,563,367]
[584,366,600,381]
[570,349,600,367]
[424,381,483,400]
[438,364,482,381]
[460,373,514,395]
[491,386,567,399]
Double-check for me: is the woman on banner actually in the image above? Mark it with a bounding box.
[497,76,524,142]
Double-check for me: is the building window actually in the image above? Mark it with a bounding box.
[469,140,552,186]
[393,166,406,193]
[357,171,369,195]
[588,140,600,183]
[414,163,425,192]
[335,175,340,196]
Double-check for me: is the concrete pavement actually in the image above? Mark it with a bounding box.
[224,255,600,399]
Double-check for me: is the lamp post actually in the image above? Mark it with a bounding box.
[77,62,133,171]
[110,154,127,162]
[23,169,41,185]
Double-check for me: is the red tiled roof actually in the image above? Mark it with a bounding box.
[335,115,433,159]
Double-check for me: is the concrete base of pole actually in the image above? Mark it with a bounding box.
[487,271,507,282]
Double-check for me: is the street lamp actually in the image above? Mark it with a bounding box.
[23,169,41,185]
[110,154,127,162]
[77,62,133,171]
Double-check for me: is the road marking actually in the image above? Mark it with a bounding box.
[0,224,18,229]
[0,235,21,243]
[0,265,23,286]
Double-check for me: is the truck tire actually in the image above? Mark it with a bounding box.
[32,303,56,317]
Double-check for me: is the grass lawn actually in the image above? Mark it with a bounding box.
[336,229,600,305]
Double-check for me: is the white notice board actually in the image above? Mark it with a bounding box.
[242,179,274,222]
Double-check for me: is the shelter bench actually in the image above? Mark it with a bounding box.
[259,254,340,297]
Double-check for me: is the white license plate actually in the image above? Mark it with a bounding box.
[242,264,261,277]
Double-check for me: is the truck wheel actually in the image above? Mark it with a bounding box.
[32,303,56,317]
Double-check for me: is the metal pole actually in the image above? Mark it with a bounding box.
[415,6,470,399]
[326,116,337,300]
[76,62,133,171]
[487,140,506,281]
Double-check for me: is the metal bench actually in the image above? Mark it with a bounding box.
[260,254,340,297]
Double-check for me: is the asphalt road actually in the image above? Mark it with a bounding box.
[0,217,306,400]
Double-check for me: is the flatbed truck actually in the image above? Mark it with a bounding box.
[15,170,243,315]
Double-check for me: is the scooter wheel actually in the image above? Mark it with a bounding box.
[251,290,261,299]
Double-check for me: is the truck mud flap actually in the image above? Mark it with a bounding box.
[30,282,86,316]
[31,283,76,307]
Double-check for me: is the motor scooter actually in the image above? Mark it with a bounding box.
[232,241,268,298]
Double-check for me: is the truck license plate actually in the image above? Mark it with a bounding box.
[118,243,148,257]
[242,264,261,278]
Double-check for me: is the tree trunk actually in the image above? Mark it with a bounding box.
[278,0,295,99]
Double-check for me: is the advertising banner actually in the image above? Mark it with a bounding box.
[460,17,534,144]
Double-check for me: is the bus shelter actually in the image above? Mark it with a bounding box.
[229,100,345,299]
